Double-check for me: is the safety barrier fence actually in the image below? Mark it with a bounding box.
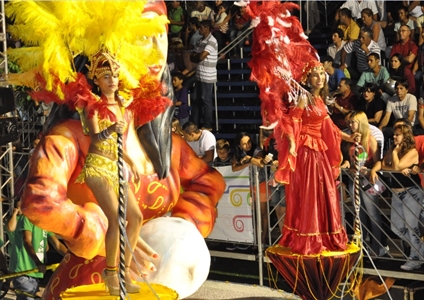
[3,151,424,287]
[207,164,424,287]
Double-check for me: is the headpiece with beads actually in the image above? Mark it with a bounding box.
[86,47,121,80]
[300,60,324,85]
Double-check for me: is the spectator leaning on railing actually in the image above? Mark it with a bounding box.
[370,122,424,271]
[345,111,388,257]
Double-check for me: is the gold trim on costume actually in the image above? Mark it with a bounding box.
[76,153,119,196]
[283,224,345,236]
[86,47,120,80]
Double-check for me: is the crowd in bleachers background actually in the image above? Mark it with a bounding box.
[3,0,424,270]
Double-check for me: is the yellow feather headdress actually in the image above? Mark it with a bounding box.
[6,0,169,99]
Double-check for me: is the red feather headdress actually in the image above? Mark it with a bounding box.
[246,0,321,180]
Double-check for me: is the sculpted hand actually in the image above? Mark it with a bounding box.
[130,237,159,277]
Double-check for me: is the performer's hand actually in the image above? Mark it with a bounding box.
[289,140,297,157]
[111,120,126,134]
[347,132,361,143]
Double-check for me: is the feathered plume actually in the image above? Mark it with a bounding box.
[6,0,168,99]
[246,0,320,182]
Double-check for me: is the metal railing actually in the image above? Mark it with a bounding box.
[208,163,424,287]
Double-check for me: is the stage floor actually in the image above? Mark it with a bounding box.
[2,280,298,300]
[186,280,299,300]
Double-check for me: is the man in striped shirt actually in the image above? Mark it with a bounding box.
[190,20,218,131]
[340,27,381,81]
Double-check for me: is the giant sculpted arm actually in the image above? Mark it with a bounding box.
[21,120,107,259]
[170,134,225,237]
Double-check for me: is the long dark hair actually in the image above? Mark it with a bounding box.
[389,53,407,81]
[233,132,255,160]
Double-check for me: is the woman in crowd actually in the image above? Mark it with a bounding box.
[345,111,388,257]
[356,83,386,127]
[387,53,416,96]
[75,49,143,295]
[278,60,348,255]
[370,123,424,270]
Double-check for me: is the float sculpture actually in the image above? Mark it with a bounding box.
[5,0,225,298]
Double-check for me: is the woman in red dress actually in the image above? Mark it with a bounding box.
[278,61,348,255]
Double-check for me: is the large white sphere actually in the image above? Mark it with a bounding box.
[138,217,210,299]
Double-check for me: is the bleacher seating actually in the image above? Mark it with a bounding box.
[213,48,262,140]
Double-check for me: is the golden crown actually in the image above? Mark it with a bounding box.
[300,60,324,85]
[86,47,120,80]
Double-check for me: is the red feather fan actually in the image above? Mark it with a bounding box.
[246,0,319,175]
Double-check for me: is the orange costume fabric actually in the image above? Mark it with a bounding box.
[21,119,225,298]
[277,97,348,255]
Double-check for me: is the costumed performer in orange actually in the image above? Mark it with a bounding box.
[75,49,143,295]
[5,0,226,299]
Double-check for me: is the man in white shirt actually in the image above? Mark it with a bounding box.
[327,28,347,67]
[340,0,379,21]
[182,121,217,163]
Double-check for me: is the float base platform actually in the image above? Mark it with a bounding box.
[60,282,178,299]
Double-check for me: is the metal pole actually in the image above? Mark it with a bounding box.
[353,143,363,247]
[214,82,218,132]
[117,133,127,299]
[253,166,263,286]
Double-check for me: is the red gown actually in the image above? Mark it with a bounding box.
[278,97,348,255]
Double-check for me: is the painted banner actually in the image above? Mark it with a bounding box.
[207,166,255,243]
